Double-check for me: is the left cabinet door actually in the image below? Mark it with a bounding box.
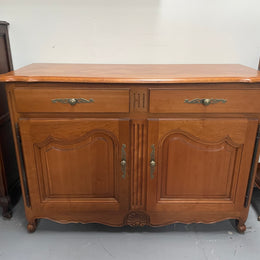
[19,118,130,226]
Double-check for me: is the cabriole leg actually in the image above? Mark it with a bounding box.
[235,219,246,233]
[27,219,38,233]
[2,206,12,219]
[251,187,260,221]
[0,196,12,219]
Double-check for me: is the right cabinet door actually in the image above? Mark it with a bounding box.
[147,118,258,225]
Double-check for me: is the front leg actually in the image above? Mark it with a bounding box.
[0,196,12,219]
[2,206,12,219]
[27,219,38,233]
[251,187,260,221]
[235,219,246,233]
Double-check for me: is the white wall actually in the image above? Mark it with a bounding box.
[0,0,260,69]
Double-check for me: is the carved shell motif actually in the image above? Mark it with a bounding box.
[125,211,150,227]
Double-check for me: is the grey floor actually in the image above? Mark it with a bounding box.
[0,200,260,260]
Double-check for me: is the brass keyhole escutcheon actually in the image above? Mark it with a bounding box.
[120,159,126,166]
[121,144,127,179]
[150,144,156,179]
[150,160,156,167]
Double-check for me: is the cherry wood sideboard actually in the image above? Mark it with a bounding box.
[0,21,20,218]
[1,63,260,233]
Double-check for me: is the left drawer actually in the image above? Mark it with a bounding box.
[13,88,130,113]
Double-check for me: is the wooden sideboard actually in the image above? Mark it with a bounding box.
[0,21,20,218]
[1,63,260,233]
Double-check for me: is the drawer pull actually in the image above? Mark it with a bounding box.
[52,98,94,106]
[150,144,156,179]
[121,144,127,179]
[184,98,227,106]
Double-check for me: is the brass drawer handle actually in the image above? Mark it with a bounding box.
[52,98,94,106]
[184,98,227,106]
[121,144,127,179]
[150,144,156,179]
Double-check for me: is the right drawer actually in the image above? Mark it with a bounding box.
[149,89,260,113]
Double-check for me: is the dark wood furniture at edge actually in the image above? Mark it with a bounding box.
[257,58,260,192]
[251,58,260,220]
[1,63,260,233]
[251,165,260,221]
[0,21,20,218]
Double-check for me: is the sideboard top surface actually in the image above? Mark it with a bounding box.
[1,63,260,84]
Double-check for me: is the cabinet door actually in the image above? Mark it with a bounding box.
[19,118,130,226]
[147,118,258,225]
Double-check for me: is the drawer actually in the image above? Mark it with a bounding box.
[149,89,260,113]
[14,88,130,113]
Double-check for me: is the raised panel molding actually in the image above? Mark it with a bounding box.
[34,129,119,202]
[158,130,243,200]
[130,120,147,210]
